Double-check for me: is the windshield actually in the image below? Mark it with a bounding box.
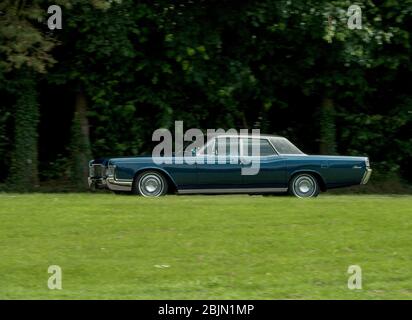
[270,137,304,155]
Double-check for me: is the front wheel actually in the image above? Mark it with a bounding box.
[133,171,168,197]
[289,173,320,198]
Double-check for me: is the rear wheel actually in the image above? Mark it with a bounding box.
[133,171,168,197]
[289,173,320,198]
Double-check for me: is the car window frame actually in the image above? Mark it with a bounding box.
[199,136,281,157]
[269,137,305,155]
[214,136,240,157]
[239,137,279,158]
[198,137,216,155]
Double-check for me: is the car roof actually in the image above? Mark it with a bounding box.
[209,133,284,139]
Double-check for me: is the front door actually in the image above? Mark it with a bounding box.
[195,137,242,189]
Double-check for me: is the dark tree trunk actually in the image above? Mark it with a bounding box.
[75,91,91,146]
[319,97,337,155]
[7,73,39,191]
[69,90,92,190]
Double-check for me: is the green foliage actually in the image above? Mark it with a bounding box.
[0,0,411,188]
[319,98,337,154]
[0,0,56,73]
[0,103,12,181]
[6,73,39,191]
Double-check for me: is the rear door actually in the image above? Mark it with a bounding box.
[240,137,287,189]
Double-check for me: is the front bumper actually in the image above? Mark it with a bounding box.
[89,163,133,192]
[88,177,107,189]
[361,168,372,185]
[88,176,132,192]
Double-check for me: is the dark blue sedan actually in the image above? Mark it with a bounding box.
[88,134,372,198]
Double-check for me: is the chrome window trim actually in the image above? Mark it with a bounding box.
[269,137,306,156]
[239,137,279,158]
[214,136,241,157]
[198,134,307,157]
[133,134,303,158]
[199,135,281,158]
[198,137,216,155]
[263,138,279,156]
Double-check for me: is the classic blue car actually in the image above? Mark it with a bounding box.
[88,134,372,198]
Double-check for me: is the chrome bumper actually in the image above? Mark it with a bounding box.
[89,163,132,191]
[88,176,132,191]
[106,177,132,191]
[361,168,372,185]
[88,177,106,189]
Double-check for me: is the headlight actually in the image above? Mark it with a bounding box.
[89,166,95,177]
[106,165,116,177]
[365,158,370,168]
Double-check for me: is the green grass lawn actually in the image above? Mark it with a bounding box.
[0,193,411,299]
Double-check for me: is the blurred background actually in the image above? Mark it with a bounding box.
[0,0,411,192]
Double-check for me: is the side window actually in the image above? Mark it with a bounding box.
[215,137,239,156]
[200,138,216,155]
[259,139,276,156]
[241,138,276,156]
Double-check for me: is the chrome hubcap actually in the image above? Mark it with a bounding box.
[139,174,163,197]
[293,175,316,198]
[298,181,311,193]
[144,178,159,193]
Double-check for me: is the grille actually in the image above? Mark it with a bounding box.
[91,164,105,178]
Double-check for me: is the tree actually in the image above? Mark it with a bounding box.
[0,0,107,189]
[0,0,57,190]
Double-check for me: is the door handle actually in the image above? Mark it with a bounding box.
[321,161,329,168]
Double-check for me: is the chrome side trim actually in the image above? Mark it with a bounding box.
[361,168,372,185]
[106,177,133,191]
[178,187,288,194]
[103,164,133,191]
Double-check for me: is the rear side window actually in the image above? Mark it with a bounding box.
[215,137,239,156]
[241,138,276,156]
[270,137,303,154]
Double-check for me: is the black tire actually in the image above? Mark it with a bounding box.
[132,171,168,197]
[289,173,320,198]
[112,191,131,195]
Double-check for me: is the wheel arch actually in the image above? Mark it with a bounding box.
[133,167,178,193]
[288,170,327,192]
